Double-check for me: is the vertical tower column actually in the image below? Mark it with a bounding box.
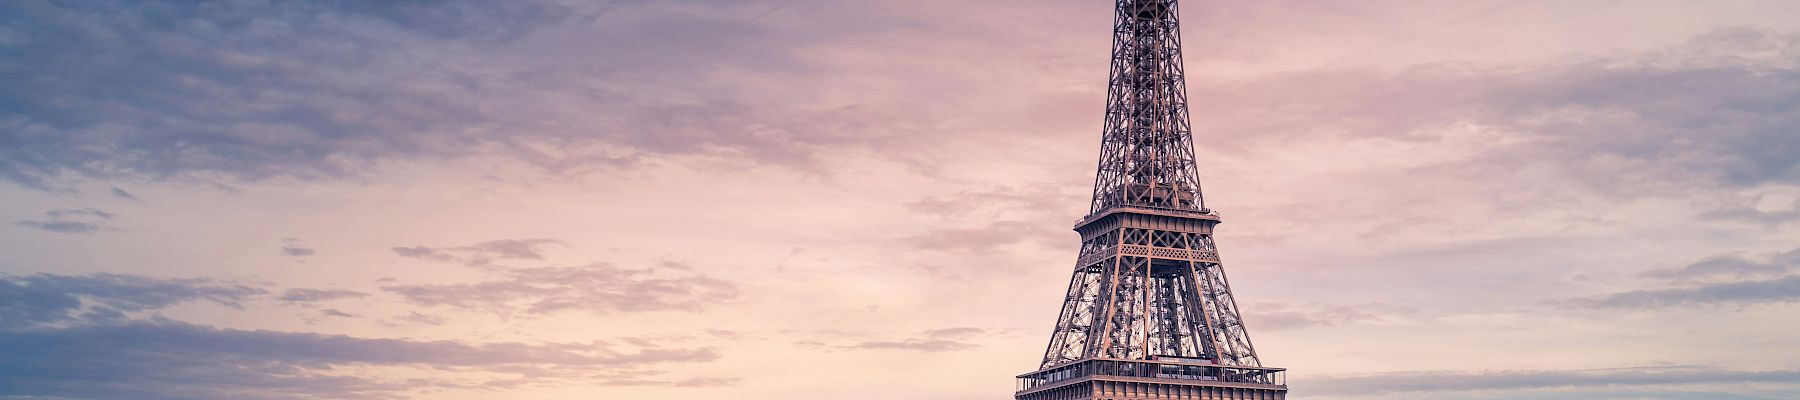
[1018,1,1287,399]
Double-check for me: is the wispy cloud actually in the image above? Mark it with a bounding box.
[1565,247,1800,309]
[1305,366,1800,397]
[1641,247,1800,282]
[796,327,994,353]
[842,339,979,353]
[0,272,726,399]
[0,273,265,328]
[904,184,1078,219]
[0,0,570,189]
[0,0,958,190]
[276,288,369,305]
[13,208,116,234]
[383,261,739,315]
[279,238,317,257]
[0,320,724,400]
[392,238,566,266]
[1245,302,1411,331]
[1568,275,1800,309]
[110,187,143,202]
[391,311,446,326]
[901,220,1069,253]
[13,220,102,234]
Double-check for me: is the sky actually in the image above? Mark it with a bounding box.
[3,0,1800,399]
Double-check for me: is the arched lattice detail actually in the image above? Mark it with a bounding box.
[1038,0,1266,371]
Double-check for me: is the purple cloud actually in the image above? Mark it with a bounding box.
[276,288,369,305]
[382,262,739,315]
[13,208,116,234]
[0,272,726,399]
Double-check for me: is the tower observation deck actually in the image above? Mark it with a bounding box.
[1014,1,1289,399]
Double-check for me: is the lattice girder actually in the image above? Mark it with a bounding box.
[1088,0,1205,214]
[1040,210,1261,369]
[1024,1,1284,398]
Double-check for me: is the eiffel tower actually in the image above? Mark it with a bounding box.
[1014,1,1288,399]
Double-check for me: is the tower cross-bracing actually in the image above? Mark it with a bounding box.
[1014,1,1289,399]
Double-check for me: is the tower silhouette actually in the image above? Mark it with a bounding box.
[1014,1,1289,399]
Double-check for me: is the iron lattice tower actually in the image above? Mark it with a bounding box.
[1015,1,1288,399]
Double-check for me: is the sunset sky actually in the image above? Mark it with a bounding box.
[4,0,1800,399]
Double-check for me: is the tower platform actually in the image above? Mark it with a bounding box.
[1017,358,1287,400]
[1014,0,1292,398]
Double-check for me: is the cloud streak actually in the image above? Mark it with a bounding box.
[1,273,265,328]
[110,187,143,202]
[0,0,960,190]
[383,262,739,315]
[1567,247,1800,309]
[797,327,993,353]
[1570,275,1800,309]
[12,208,116,234]
[0,320,723,400]
[280,238,317,257]
[1642,247,1800,282]
[0,0,567,189]
[0,272,727,399]
[392,238,566,266]
[1246,303,1408,331]
[277,288,369,305]
[1305,366,1800,397]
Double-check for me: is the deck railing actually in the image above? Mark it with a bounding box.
[1017,357,1286,393]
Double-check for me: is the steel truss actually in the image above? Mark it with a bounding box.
[1089,0,1204,214]
[1035,0,1268,372]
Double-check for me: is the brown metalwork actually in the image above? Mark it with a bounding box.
[1088,0,1204,214]
[1028,5,1284,399]
[1017,358,1287,400]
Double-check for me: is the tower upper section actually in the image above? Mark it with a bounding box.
[1087,0,1206,217]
